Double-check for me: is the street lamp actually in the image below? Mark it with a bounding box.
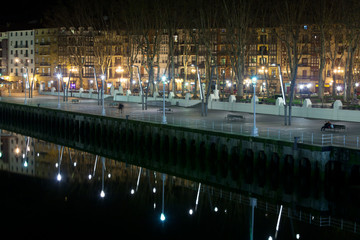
[56,73,62,109]
[100,74,106,116]
[251,77,258,137]
[161,75,167,124]
[23,69,28,104]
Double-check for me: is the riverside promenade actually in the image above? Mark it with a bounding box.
[1,91,360,148]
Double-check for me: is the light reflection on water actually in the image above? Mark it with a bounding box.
[0,129,358,239]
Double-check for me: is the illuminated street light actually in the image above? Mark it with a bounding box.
[161,75,167,124]
[251,77,258,137]
[57,73,62,109]
[101,74,106,116]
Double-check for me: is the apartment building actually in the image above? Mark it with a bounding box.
[0,32,8,77]
[0,25,356,96]
[8,29,35,90]
[34,28,58,90]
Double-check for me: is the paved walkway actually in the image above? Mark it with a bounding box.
[1,92,360,148]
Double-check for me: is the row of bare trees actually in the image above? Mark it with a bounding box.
[48,0,360,123]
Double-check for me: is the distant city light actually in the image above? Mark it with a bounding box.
[57,173,62,181]
[189,209,193,215]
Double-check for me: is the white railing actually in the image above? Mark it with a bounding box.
[129,113,360,149]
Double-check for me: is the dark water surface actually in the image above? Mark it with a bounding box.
[0,130,359,239]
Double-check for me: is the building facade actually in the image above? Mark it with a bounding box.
[0,25,358,97]
[8,30,35,91]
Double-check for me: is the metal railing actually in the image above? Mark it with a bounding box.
[201,184,359,235]
[129,113,360,149]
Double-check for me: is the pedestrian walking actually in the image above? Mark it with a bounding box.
[118,103,124,114]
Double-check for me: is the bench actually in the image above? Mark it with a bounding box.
[323,124,346,132]
[108,102,118,107]
[71,99,80,103]
[158,108,172,113]
[225,114,245,121]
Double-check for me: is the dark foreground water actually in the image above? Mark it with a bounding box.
[0,130,359,239]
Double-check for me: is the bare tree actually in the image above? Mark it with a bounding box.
[193,0,220,116]
[272,0,310,125]
[341,0,360,102]
[222,0,255,98]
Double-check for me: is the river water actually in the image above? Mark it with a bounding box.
[0,129,358,239]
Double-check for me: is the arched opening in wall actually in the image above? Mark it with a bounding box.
[109,125,115,152]
[95,123,101,146]
[189,140,196,170]
[209,143,217,175]
[171,137,178,166]
[283,155,294,194]
[219,144,228,178]
[349,165,360,186]
[325,161,344,201]
[230,147,240,181]
[127,130,134,154]
[199,141,206,172]
[84,122,90,145]
[89,122,95,145]
[120,128,126,152]
[256,151,267,188]
[163,135,170,164]
[154,133,161,161]
[138,133,146,159]
[102,125,108,150]
[243,149,254,184]
[146,133,153,161]
[313,161,321,199]
[179,138,187,167]
[298,158,311,198]
[269,153,280,190]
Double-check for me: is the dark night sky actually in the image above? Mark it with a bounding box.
[0,0,56,30]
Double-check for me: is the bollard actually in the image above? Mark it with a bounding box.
[293,137,299,150]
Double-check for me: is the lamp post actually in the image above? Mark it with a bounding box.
[101,74,106,116]
[251,77,258,137]
[161,75,167,124]
[56,73,61,109]
[23,69,28,105]
[132,65,144,110]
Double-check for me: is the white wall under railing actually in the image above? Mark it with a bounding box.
[41,88,360,123]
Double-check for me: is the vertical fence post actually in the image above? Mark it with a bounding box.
[331,134,333,145]
[230,123,233,133]
[311,133,314,144]
[267,128,269,138]
[343,135,346,146]
[289,131,292,141]
[278,130,280,139]
[212,121,214,130]
[240,125,242,134]
[301,132,304,143]
[357,137,359,148]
